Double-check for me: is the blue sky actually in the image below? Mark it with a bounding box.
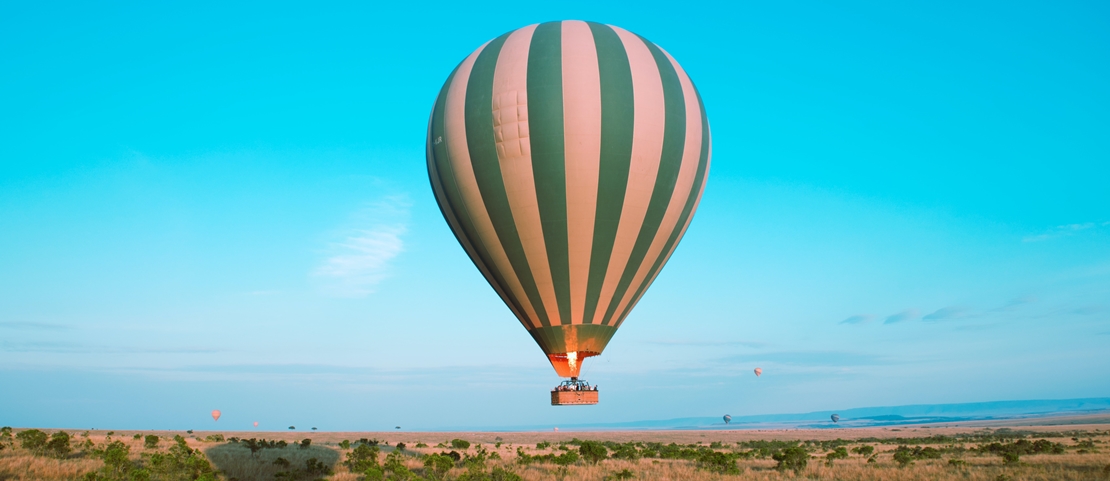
[2,0,1108,431]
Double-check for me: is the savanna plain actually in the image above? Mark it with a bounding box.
[2,420,1109,481]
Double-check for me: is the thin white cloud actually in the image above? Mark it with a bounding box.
[313,196,409,297]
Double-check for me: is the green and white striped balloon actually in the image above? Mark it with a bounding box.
[426,20,711,378]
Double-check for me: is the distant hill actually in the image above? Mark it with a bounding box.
[493,397,1110,431]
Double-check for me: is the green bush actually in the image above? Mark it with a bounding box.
[536,441,551,449]
[579,440,608,465]
[697,451,740,474]
[299,438,311,449]
[772,446,808,473]
[46,431,71,458]
[345,443,381,472]
[383,451,412,479]
[423,453,455,479]
[452,438,472,450]
[852,445,875,457]
[610,443,641,460]
[144,435,159,449]
[16,429,48,452]
[339,440,351,449]
[893,447,915,467]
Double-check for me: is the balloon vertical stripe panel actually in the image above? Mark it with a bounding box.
[428,20,710,375]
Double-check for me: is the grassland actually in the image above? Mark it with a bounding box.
[1,423,1108,481]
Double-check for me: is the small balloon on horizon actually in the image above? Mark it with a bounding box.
[754,367,762,377]
[211,410,221,422]
[253,422,258,427]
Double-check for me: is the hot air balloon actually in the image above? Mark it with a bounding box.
[211,410,221,422]
[427,20,711,406]
[723,414,732,425]
[754,367,762,377]
[554,427,559,432]
[253,422,258,427]
[831,414,840,423]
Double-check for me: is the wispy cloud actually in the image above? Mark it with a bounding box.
[1023,221,1108,242]
[313,196,409,297]
[922,306,969,321]
[884,309,919,324]
[839,314,873,325]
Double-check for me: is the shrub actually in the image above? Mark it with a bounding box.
[299,438,311,449]
[304,457,332,477]
[536,441,551,449]
[364,466,385,481]
[416,442,428,448]
[16,429,48,452]
[345,443,381,472]
[144,435,159,449]
[424,453,455,479]
[893,447,915,467]
[852,445,875,457]
[948,459,966,467]
[553,450,579,466]
[383,451,412,479]
[396,442,407,451]
[490,466,523,481]
[452,438,471,450]
[697,451,740,474]
[339,440,351,449]
[101,441,132,477]
[609,469,635,480]
[579,440,608,464]
[610,443,641,461]
[826,447,849,461]
[1002,450,1020,465]
[46,431,71,458]
[133,434,142,440]
[772,446,808,473]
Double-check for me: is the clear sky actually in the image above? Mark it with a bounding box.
[2,0,1108,431]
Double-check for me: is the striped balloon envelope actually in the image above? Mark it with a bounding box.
[427,20,711,378]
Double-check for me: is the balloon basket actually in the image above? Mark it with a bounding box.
[551,378,598,405]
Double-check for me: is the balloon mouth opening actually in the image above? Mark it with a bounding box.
[548,351,599,378]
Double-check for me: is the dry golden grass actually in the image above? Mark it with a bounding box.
[1,422,1108,481]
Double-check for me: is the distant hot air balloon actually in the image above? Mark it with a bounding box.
[723,414,732,425]
[427,21,712,391]
[211,410,221,422]
[831,414,840,423]
[554,427,559,432]
[253,422,258,427]
[754,367,762,377]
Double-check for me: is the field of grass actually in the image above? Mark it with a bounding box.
[1,424,1109,480]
